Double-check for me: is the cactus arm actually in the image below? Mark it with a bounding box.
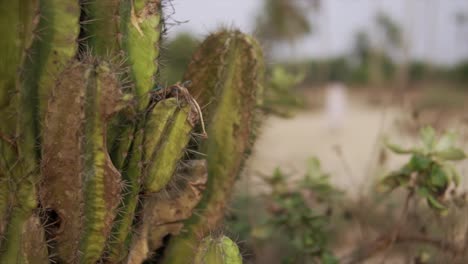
[82,0,120,56]
[162,30,264,263]
[0,0,20,234]
[106,125,144,262]
[0,1,42,262]
[79,67,108,264]
[121,0,162,109]
[25,1,80,127]
[79,63,123,264]
[0,0,39,233]
[143,103,194,193]
[106,95,196,261]
[41,60,124,263]
[40,62,88,262]
[143,98,179,166]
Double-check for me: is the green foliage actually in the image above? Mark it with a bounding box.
[256,0,311,43]
[382,127,467,213]
[261,158,340,264]
[264,66,305,117]
[160,33,200,85]
[375,12,402,48]
[452,61,468,82]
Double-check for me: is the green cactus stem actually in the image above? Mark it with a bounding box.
[121,0,163,109]
[105,122,144,263]
[79,62,124,264]
[106,90,198,262]
[82,0,120,56]
[28,0,80,127]
[143,98,196,193]
[40,59,124,263]
[40,61,88,262]
[0,0,39,235]
[0,180,37,263]
[162,30,264,263]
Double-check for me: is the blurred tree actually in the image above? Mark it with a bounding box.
[160,32,200,85]
[376,12,403,51]
[371,12,407,88]
[353,31,372,66]
[455,11,468,59]
[255,0,322,61]
[255,0,312,45]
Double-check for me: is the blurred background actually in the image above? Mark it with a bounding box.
[162,1,468,263]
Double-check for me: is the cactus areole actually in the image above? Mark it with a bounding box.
[0,1,263,263]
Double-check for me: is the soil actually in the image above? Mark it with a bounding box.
[239,86,468,263]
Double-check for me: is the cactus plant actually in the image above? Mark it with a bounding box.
[0,1,263,263]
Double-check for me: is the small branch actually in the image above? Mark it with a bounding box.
[340,190,463,264]
[341,233,461,264]
[391,190,414,241]
[395,234,460,255]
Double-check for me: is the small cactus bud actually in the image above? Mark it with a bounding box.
[194,235,243,264]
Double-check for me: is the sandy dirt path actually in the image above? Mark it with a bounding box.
[243,93,468,196]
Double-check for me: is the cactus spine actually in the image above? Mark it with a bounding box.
[0,1,262,263]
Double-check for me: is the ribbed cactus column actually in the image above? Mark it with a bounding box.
[40,61,88,262]
[162,30,264,263]
[106,91,199,262]
[83,0,164,168]
[121,0,163,109]
[40,58,125,263]
[0,1,80,263]
[0,0,37,237]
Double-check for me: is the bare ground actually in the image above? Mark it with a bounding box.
[238,87,468,263]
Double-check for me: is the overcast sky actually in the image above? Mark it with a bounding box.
[165,0,468,65]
